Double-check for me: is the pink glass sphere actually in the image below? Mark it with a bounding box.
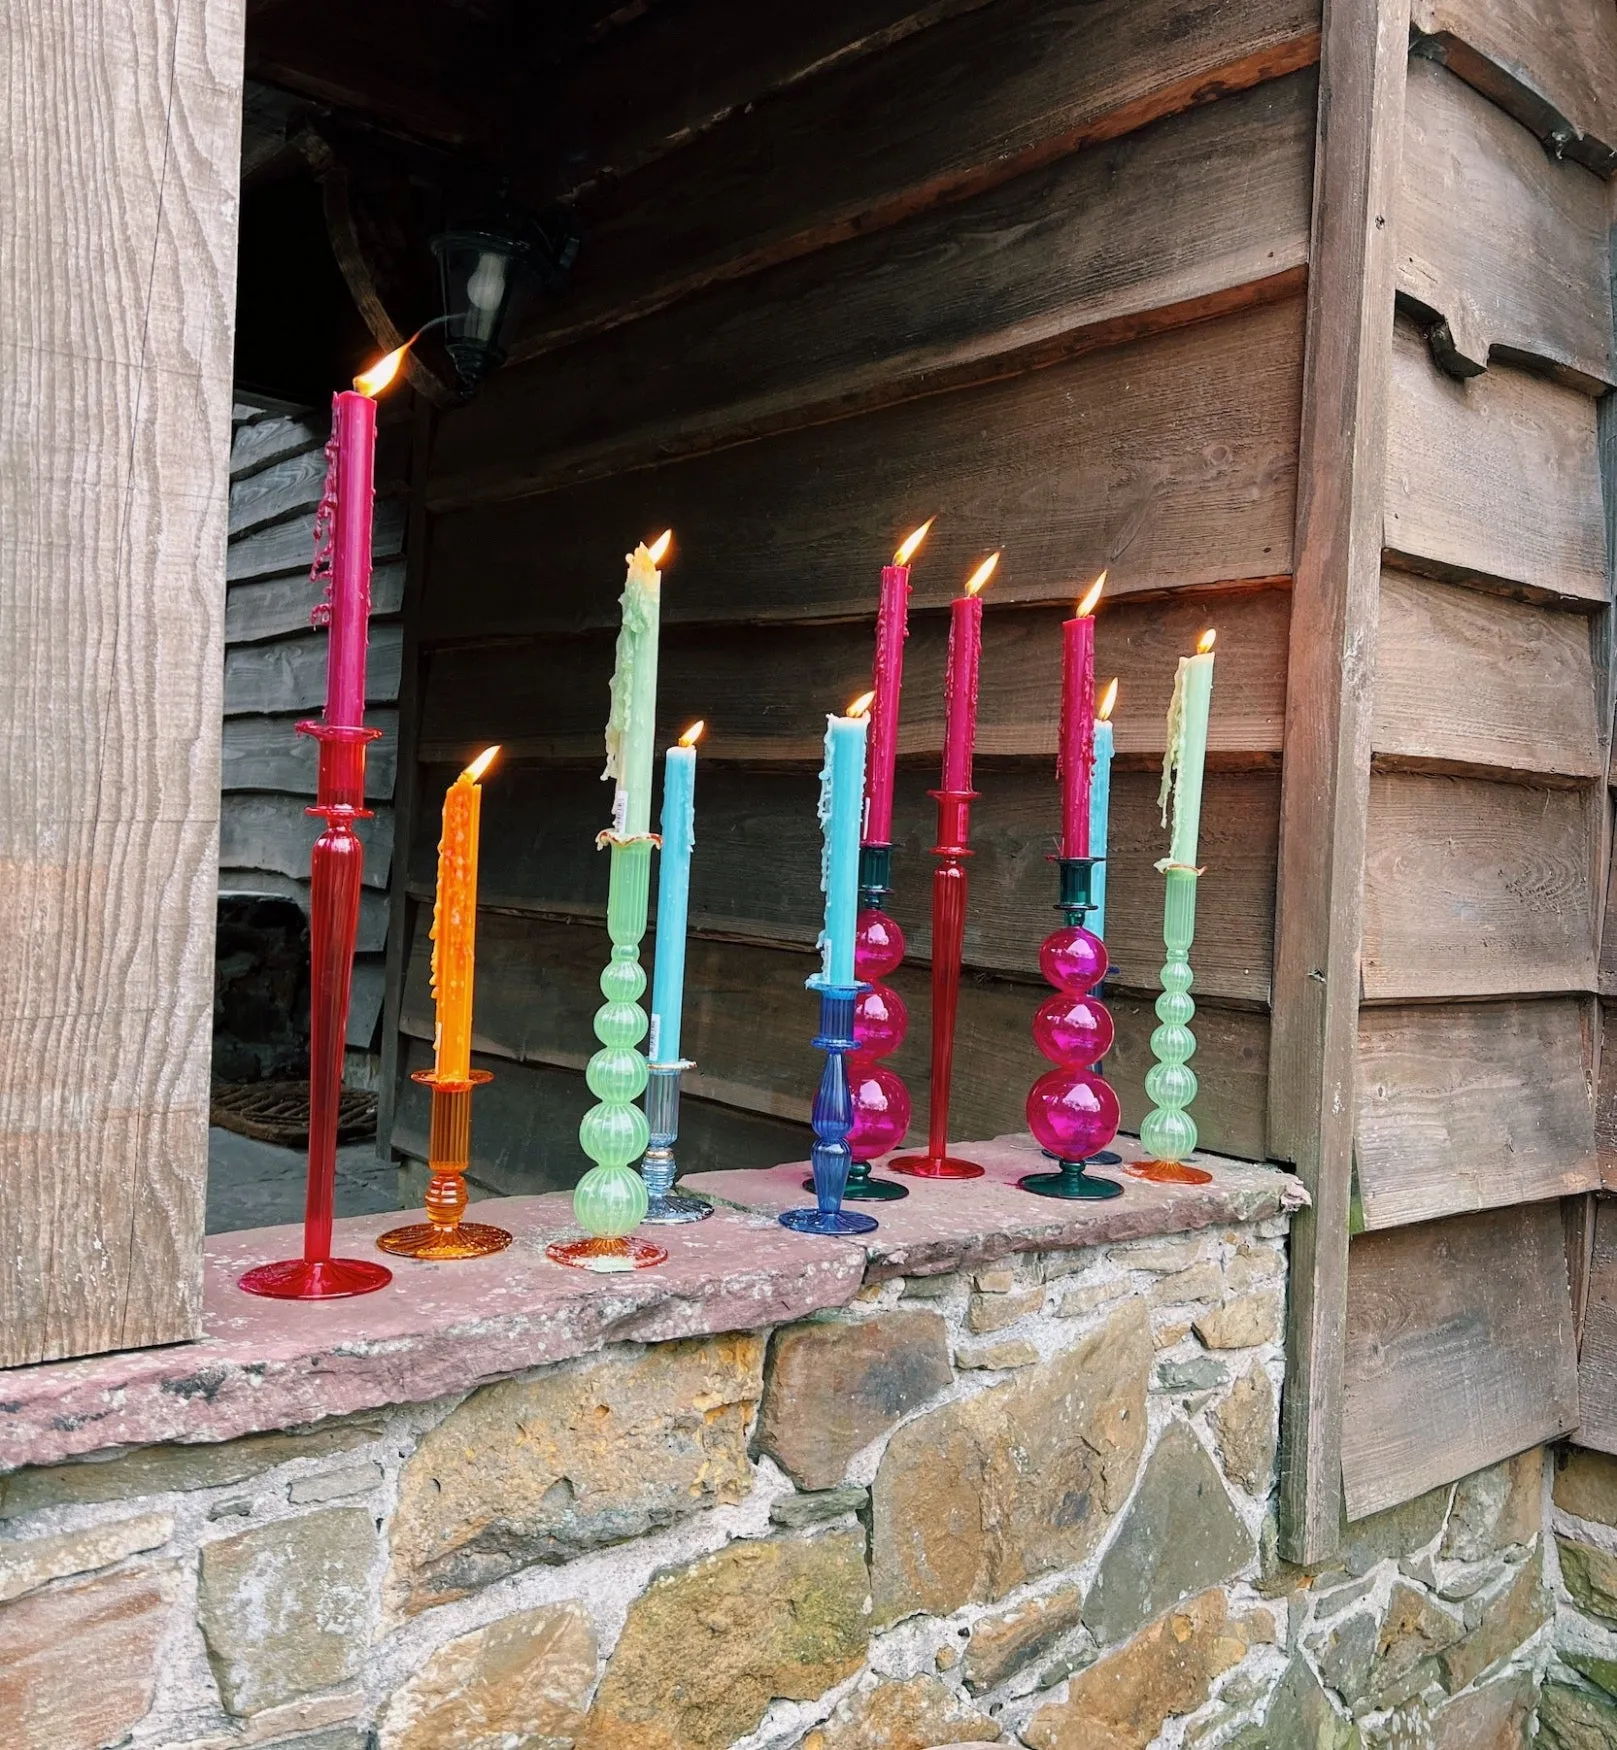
[1039,925,1108,996]
[849,1062,912,1159]
[854,981,909,1058]
[1025,1065,1121,1161]
[855,909,907,980]
[1032,992,1115,1068]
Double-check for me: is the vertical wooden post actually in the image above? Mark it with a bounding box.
[1270,0,1410,1561]
[0,0,245,1365]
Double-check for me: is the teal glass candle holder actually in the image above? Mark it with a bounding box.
[1129,864,1213,1185]
[548,837,670,1271]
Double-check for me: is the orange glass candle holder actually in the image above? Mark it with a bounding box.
[378,1068,511,1259]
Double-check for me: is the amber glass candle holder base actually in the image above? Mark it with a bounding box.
[1126,1158,1214,1185]
[546,1235,669,1272]
[239,1257,393,1300]
[378,1070,510,1260]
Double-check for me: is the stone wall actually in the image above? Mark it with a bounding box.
[1545,1443,1617,1744]
[0,1207,1556,1750]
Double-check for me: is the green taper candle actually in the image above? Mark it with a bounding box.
[1158,628,1216,870]
[603,531,670,838]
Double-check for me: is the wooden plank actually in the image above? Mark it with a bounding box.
[1384,316,1607,600]
[0,0,243,1365]
[1373,569,1600,778]
[222,710,399,797]
[1355,997,1598,1230]
[408,759,1280,1005]
[1408,0,1617,174]
[391,1038,814,1193]
[226,559,406,644]
[227,493,404,583]
[223,624,403,716]
[227,442,329,538]
[438,73,1314,506]
[1342,1202,1578,1516]
[216,869,390,953]
[1269,0,1410,1563]
[514,0,1320,354]
[423,298,1305,636]
[230,410,324,479]
[1575,1193,1617,1451]
[1361,771,1598,1000]
[347,955,384,1051]
[419,587,1291,765]
[398,909,1273,1161]
[220,794,393,889]
[1396,57,1611,387]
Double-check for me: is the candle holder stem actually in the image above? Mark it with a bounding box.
[549,838,668,1271]
[1130,865,1213,1185]
[639,1062,712,1224]
[241,726,391,1300]
[781,985,879,1237]
[378,1070,510,1258]
[890,791,984,1180]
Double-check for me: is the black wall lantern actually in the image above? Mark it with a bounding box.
[430,207,579,392]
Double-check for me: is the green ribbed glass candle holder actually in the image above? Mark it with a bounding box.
[1131,865,1212,1185]
[548,838,668,1271]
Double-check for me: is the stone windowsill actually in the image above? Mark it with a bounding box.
[0,1132,1303,1472]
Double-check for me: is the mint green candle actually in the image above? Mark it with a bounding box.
[1158,631,1216,869]
[603,533,669,838]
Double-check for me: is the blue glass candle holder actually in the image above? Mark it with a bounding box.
[639,1060,713,1224]
[780,982,879,1238]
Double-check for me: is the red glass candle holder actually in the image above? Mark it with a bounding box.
[1019,859,1123,1200]
[890,790,986,1180]
[378,1069,511,1259]
[241,724,393,1301]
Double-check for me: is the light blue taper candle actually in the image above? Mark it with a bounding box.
[649,725,700,1064]
[1089,687,1116,940]
[813,698,871,988]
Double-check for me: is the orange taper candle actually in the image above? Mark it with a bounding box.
[430,746,499,1081]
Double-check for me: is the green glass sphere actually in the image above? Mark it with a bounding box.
[573,1163,649,1237]
[1141,1104,1198,1161]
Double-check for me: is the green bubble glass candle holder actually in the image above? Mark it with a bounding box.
[1128,864,1213,1186]
[548,836,669,1271]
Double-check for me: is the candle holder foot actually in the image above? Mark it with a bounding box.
[808,1160,909,1200]
[377,1222,514,1260]
[1018,1159,1124,1200]
[546,1235,669,1272]
[639,1062,713,1225]
[239,1256,393,1300]
[780,983,885,1236]
[1126,1158,1215,1185]
[780,1206,880,1236]
[887,1153,986,1180]
[379,1070,511,1260]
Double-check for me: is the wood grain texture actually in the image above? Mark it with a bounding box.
[423,299,1305,636]
[1269,0,1410,1562]
[220,794,393,890]
[227,442,329,537]
[407,759,1280,1004]
[1576,1192,1617,1451]
[0,0,244,1365]
[1361,771,1598,999]
[1355,997,1598,1230]
[1384,316,1607,600]
[230,410,324,479]
[222,710,399,797]
[397,908,1273,1161]
[1409,0,1617,173]
[1396,55,1611,387]
[514,0,1320,354]
[435,73,1314,506]
[418,587,1290,765]
[1342,1202,1578,1517]
[227,494,404,583]
[1373,569,1599,778]
[226,559,405,644]
[223,624,403,716]
[391,1038,814,1192]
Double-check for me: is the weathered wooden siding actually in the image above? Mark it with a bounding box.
[390,0,1322,1194]
[224,402,411,1071]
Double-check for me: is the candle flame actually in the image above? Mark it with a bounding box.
[1098,678,1118,722]
[463,745,500,783]
[847,690,876,720]
[964,552,999,597]
[893,518,935,567]
[679,720,705,747]
[1197,628,1217,655]
[354,343,409,397]
[647,529,673,566]
[1076,570,1107,618]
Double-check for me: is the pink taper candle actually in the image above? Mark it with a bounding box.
[940,554,998,793]
[1058,573,1106,857]
[323,391,375,727]
[864,519,933,843]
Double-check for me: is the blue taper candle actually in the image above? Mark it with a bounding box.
[813,695,872,988]
[649,723,701,1064]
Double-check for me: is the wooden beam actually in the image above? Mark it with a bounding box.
[0,0,244,1365]
[1269,0,1410,1563]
